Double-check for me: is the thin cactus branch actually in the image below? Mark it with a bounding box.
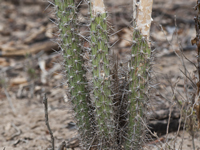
[54,0,92,148]
[90,0,114,147]
[124,0,153,149]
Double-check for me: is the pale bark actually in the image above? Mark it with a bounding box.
[136,0,153,39]
[91,0,106,16]
[133,0,137,21]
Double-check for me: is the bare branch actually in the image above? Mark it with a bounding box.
[43,94,54,150]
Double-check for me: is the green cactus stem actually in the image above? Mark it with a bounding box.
[90,0,114,144]
[124,0,153,148]
[54,0,91,148]
[124,28,151,149]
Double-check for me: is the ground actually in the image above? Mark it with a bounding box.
[0,0,200,149]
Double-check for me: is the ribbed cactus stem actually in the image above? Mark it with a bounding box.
[125,0,153,149]
[90,0,113,141]
[54,0,91,147]
[125,29,150,149]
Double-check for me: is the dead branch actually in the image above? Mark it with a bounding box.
[194,0,200,129]
[43,93,54,150]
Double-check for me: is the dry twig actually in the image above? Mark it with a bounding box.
[43,93,54,150]
[193,0,200,129]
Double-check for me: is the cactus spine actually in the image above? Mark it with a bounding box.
[54,0,91,148]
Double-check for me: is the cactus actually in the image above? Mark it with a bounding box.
[54,0,92,148]
[124,1,153,149]
[90,0,114,146]
[124,29,151,149]
[53,0,153,149]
